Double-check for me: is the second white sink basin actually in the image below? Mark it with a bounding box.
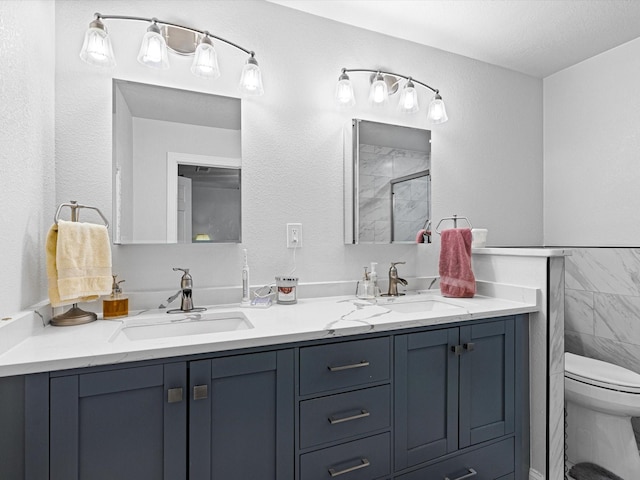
[377,295,462,314]
[114,311,253,342]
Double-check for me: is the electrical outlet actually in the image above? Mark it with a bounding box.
[286,223,302,248]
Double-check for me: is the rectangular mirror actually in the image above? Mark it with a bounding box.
[344,119,431,244]
[113,80,242,244]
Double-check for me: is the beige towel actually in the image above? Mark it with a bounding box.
[46,220,112,308]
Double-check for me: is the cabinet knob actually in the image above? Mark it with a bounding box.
[451,345,463,356]
[167,387,183,403]
[464,342,475,352]
[193,384,208,400]
[445,467,477,480]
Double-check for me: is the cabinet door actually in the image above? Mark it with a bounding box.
[459,319,515,448]
[189,349,294,480]
[50,362,187,480]
[394,328,459,470]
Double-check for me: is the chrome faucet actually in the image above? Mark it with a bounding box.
[385,262,408,296]
[173,268,194,311]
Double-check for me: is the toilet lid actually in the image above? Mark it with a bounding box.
[565,352,640,393]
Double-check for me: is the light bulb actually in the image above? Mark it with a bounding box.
[335,71,355,107]
[427,93,448,124]
[79,18,116,68]
[191,35,220,79]
[137,21,169,70]
[239,54,264,96]
[398,80,419,114]
[369,72,388,106]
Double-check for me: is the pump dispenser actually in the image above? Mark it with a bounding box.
[103,275,129,319]
[356,267,375,299]
[241,249,251,305]
[370,262,379,297]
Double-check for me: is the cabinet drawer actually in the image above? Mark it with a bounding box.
[396,437,514,480]
[300,385,391,449]
[300,432,390,480]
[300,337,390,395]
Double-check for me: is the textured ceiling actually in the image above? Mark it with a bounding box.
[267,0,640,78]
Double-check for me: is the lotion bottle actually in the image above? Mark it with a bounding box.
[370,262,380,297]
[241,249,251,305]
[103,275,129,319]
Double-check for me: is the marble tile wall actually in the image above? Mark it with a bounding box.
[564,248,640,447]
[358,144,429,243]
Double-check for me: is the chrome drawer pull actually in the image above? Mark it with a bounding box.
[328,458,370,477]
[328,361,370,372]
[445,467,477,480]
[328,409,370,425]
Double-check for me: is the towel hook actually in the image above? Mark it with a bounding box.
[435,214,472,234]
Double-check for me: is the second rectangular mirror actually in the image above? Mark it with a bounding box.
[113,80,242,244]
[344,119,431,244]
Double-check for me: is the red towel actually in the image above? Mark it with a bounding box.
[439,228,476,298]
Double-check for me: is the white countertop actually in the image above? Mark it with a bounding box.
[0,288,539,377]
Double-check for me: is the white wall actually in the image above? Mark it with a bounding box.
[130,118,240,243]
[544,36,640,246]
[49,0,543,299]
[0,1,55,316]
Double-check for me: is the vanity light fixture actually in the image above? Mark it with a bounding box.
[336,68,448,124]
[79,13,264,95]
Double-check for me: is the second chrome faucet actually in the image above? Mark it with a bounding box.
[383,262,407,296]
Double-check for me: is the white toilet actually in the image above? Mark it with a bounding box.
[565,352,640,479]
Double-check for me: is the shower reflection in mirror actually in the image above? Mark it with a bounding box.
[345,119,431,244]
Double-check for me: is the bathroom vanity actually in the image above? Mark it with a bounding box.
[0,291,535,480]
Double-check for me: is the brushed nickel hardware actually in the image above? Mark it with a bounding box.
[381,261,407,297]
[435,214,473,234]
[166,268,207,314]
[51,200,109,327]
[464,342,475,351]
[328,409,370,425]
[451,345,463,355]
[445,467,477,480]
[167,387,183,403]
[193,384,208,400]
[328,458,370,477]
[328,361,370,372]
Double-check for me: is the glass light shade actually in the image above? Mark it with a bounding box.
[79,21,116,68]
[239,55,264,95]
[427,94,448,124]
[137,24,169,70]
[369,73,388,106]
[398,81,419,114]
[191,37,220,79]
[335,73,355,107]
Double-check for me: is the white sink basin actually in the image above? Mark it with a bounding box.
[377,296,462,314]
[113,311,253,342]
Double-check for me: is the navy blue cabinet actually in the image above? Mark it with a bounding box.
[50,362,187,480]
[49,350,293,480]
[31,314,524,480]
[395,318,517,477]
[188,350,294,480]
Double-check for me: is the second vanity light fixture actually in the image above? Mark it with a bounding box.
[79,13,264,95]
[336,68,448,124]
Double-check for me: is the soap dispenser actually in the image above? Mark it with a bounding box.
[356,267,375,299]
[103,275,129,319]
